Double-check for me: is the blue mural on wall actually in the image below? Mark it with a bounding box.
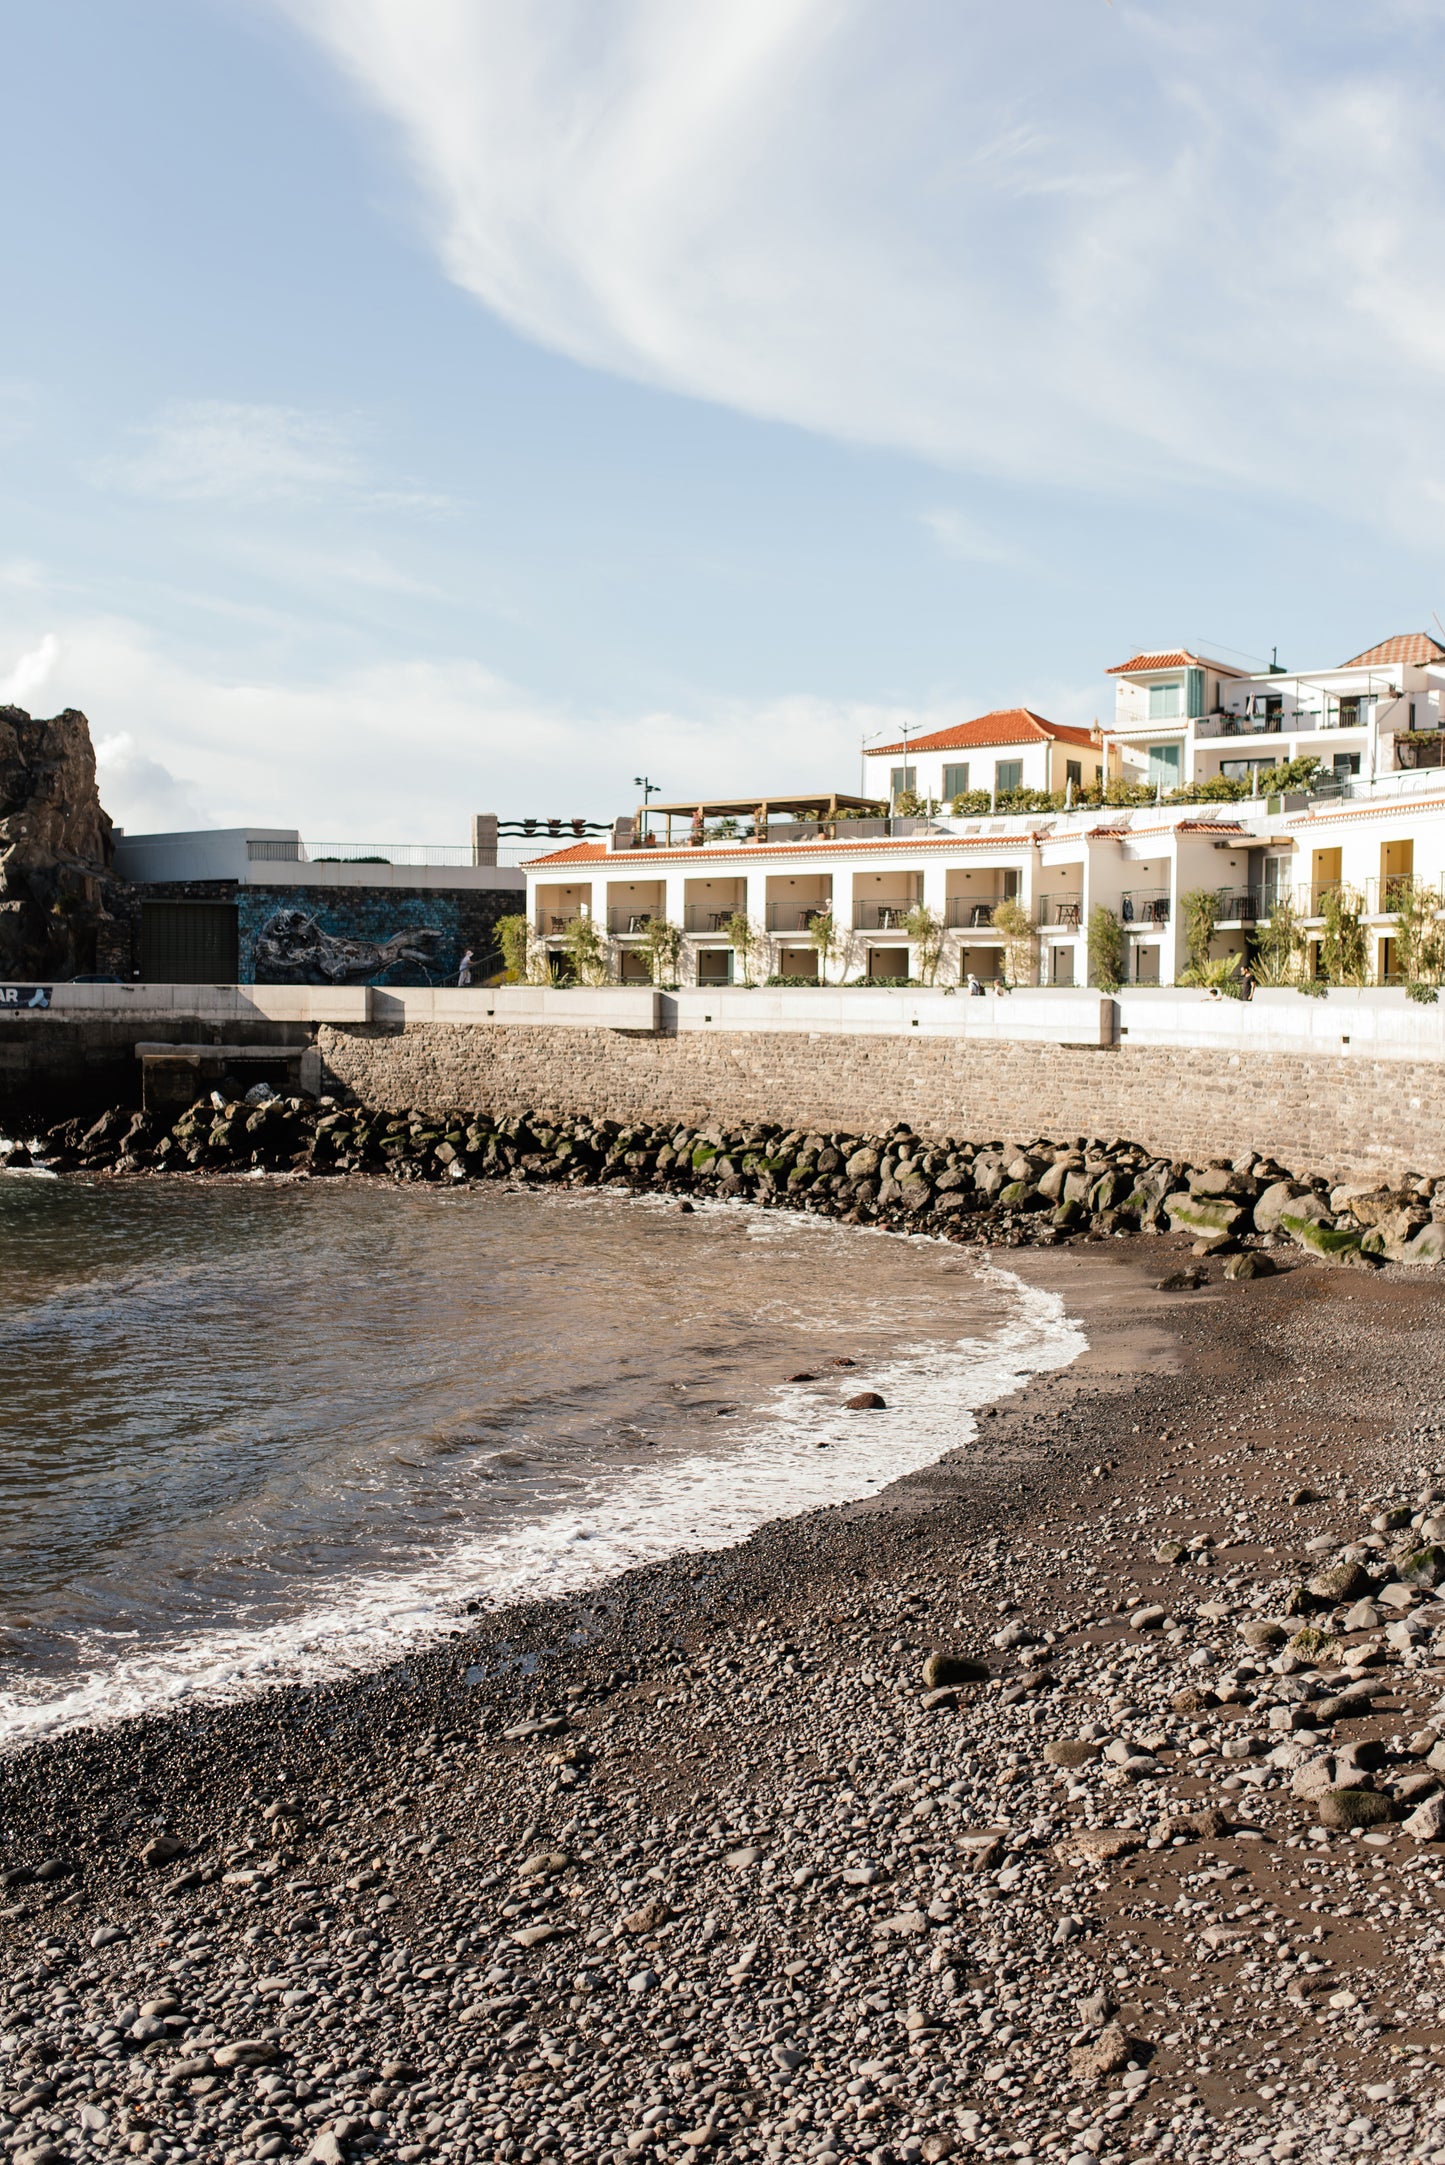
[238,889,463,986]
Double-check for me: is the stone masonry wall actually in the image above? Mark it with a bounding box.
[315,1021,1445,1182]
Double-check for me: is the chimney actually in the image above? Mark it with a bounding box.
[470,813,499,867]
[611,814,636,852]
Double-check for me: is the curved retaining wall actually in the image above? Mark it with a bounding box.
[316,1021,1445,1183]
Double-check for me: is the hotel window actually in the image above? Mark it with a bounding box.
[942,762,970,798]
[1336,695,1363,728]
[1148,681,1183,720]
[890,765,916,799]
[1065,759,1082,787]
[995,759,1023,793]
[1147,743,1181,787]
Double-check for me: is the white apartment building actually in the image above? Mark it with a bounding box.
[1105,631,1445,795]
[864,708,1122,805]
[522,632,1445,990]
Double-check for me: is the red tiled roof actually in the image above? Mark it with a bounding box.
[523,842,608,866]
[1337,632,1445,669]
[1105,650,1246,677]
[867,708,1099,756]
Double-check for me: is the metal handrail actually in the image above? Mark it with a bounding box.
[766,905,830,932]
[944,897,1010,930]
[852,901,918,930]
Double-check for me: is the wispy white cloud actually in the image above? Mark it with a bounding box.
[93,399,364,505]
[0,598,999,836]
[920,510,1026,570]
[271,0,1445,528]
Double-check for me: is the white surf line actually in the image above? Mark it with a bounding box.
[0,1244,1085,1749]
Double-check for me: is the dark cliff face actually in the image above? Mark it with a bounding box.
[0,705,118,979]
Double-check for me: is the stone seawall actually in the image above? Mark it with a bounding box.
[315,1021,1445,1182]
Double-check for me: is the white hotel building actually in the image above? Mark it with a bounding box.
[522,632,1445,990]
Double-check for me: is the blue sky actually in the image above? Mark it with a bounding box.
[3,0,1444,838]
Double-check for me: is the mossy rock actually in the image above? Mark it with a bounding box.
[1280,1212,1379,1266]
[1286,1626,1338,1661]
[1401,1545,1445,1589]
[1165,1192,1245,1238]
[1318,1787,1393,1830]
[691,1145,719,1169]
[1052,1199,1087,1231]
[920,1652,989,1689]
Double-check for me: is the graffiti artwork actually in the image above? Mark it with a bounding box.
[251,907,445,986]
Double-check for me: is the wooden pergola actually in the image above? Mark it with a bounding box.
[636,792,888,846]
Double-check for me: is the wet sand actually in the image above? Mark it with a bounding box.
[4,1231,1445,2165]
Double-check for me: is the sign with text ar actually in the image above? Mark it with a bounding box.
[0,986,52,1010]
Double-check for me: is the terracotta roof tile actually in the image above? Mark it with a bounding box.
[868,708,1099,756]
[522,842,609,866]
[1337,632,1445,669]
[1105,649,1246,677]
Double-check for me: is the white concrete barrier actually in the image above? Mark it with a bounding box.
[661,986,1115,1044]
[374,986,662,1031]
[1113,985,1445,1061]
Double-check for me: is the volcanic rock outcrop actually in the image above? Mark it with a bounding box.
[0,704,118,979]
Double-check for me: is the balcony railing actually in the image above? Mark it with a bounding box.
[945,897,1010,930]
[766,904,831,932]
[1120,890,1171,925]
[1037,896,1084,928]
[683,904,742,933]
[852,900,919,931]
[607,907,660,934]
[1365,875,1425,915]
[1195,714,1284,741]
[1214,890,1264,924]
[537,909,586,934]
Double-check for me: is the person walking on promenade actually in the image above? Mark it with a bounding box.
[457,948,473,987]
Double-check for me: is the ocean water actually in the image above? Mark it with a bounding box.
[0,1176,1085,1747]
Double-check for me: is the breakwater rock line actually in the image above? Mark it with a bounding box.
[15,1098,1445,1271]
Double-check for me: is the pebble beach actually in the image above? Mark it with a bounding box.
[5,1235,1445,2165]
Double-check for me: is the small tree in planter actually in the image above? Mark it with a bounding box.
[722,910,759,986]
[1390,882,1445,1000]
[638,916,683,986]
[904,903,944,986]
[807,908,841,984]
[1251,898,1306,987]
[1180,889,1221,977]
[1319,885,1370,986]
[559,914,610,986]
[1086,905,1125,991]
[989,895,1037,985]
[495,912,535,984]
